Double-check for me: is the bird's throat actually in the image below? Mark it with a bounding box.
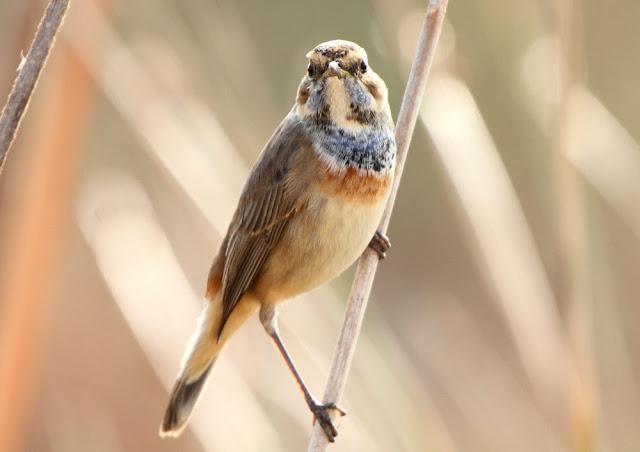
[308,122,395,174]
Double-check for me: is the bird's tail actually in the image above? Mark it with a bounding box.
[159,294,256,438]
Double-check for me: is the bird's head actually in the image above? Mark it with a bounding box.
[296,40,391,130]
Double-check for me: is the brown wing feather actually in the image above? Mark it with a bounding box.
[217,113,312,337]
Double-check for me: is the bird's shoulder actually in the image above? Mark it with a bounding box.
[233,111,319,232]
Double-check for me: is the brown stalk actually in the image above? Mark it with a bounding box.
[306,1,449,449]
[0,0,69,174]
[0,2,103,450]
[0,52,93,451]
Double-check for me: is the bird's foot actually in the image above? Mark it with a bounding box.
[309,401,346,443]
[368,230,391,259]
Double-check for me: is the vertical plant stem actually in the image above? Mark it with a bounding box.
[554,0,598,449]
[306,1,449,450]
[0,3,103,449]
[0,0,70,174]
[0,55,93,452]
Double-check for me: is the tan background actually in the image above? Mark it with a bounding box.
[0,0,639,451]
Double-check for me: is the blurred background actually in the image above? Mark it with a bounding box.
[0,0,638,451]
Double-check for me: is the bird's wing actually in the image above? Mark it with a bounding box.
[217,113,312,336]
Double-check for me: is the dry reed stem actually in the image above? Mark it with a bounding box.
[0,0,70,174]
[553,0,600,448]
[0,48,94,452]
[422,76,566,419]
[307,1,449,449]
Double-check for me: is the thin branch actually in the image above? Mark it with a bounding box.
[0,0,70,174]
[307,1,449,449]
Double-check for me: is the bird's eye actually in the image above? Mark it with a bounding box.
[360,60,368,73]
[307,64,314,78]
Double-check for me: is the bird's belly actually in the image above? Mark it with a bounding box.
[255,192,386,302]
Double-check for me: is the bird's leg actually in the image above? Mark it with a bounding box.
[259,305,346,442]
[368,230,391,259]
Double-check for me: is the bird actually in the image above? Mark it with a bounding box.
[159,39,396,443]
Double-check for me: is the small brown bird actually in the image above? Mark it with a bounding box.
[160,39,395,442]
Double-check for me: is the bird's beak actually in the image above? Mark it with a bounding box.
[327,61,343,78]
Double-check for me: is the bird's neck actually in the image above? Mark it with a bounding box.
[297,77,395,174]
[304,120,395,174]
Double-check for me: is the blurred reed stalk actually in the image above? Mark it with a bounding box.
[0,1,110,449]
[0,42,94,452]
[307,1,449,450]
[567,89,640,239]
[0,0,69,173]
[553,0,600,449]
[67,0,247,235]
[565,87,640,448]
[0,0,78,451]
[421,75,566,443]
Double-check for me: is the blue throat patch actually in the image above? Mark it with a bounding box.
[304,78,396,172]
[313,125,395,172]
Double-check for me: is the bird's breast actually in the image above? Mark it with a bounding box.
[314,159,393,205]
[256,186,389,303]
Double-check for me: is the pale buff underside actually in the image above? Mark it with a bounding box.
[251,180,391,304]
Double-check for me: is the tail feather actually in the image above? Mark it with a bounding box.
[159,295,257,438]
[159,299,221,438]
[160,363,213,437]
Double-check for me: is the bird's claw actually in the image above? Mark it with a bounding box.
[368,230,391,259]
[310,401,346,443]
